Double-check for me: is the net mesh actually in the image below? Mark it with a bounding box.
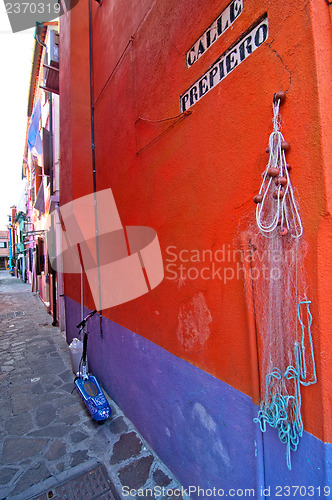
[248,96,316,469]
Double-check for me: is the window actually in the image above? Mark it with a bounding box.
[0,242,7,248]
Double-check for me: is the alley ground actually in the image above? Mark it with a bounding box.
[0,271,184,500]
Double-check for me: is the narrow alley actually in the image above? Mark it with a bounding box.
[0,271,184,500]
[1,0,331,495]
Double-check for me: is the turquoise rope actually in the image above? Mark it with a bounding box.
[254,300,316,470]
[296,300,317,386]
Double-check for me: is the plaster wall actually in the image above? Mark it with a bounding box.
[60,0,332,490]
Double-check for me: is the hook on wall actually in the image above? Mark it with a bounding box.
[273,90,286,105]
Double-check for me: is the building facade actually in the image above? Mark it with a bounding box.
[0,230,9,270]
[59,0,332,494]
[9,22,64,329]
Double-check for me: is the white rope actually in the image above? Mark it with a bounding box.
[256,99,303,238]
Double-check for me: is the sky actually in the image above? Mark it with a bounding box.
[0,4,35,229]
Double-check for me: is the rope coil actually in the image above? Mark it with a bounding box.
[254,300,316,469]
[255,99,303,238]
[252,95,316,470]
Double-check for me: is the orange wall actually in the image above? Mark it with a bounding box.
[60,0,332,442]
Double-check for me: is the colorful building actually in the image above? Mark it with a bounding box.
[7,206,16,275]
[59,0,332,494]
[10,21,64,328]
[0,230,10,270]
[15,210,26,280]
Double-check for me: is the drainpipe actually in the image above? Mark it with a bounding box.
[8,217,13,274]
[88,0,103,335]
[49,91,57,326]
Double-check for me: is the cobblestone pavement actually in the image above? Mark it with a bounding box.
[0,271,185,500]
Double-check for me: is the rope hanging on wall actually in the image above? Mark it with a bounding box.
[252,92,317,470]
[254,94,303,238]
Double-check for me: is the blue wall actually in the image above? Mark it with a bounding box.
[66,296,332,498]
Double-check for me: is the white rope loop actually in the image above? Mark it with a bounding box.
[256,98,303,238]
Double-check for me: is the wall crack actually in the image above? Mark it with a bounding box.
[267,44,292,93]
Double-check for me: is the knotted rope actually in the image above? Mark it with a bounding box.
[255,98,303,238]
[252,95,316,470]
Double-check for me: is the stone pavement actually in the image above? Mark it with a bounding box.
[0,271,186,500]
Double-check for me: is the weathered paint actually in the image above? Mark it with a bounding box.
[65,297,332,494]
[60,0,332,487]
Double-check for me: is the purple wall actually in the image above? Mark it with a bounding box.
[66,296,332,497]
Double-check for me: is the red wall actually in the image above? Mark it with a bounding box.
[60,1,94,301]
[60,0,332,442]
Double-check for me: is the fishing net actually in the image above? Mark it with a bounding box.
[250,94,317,469]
